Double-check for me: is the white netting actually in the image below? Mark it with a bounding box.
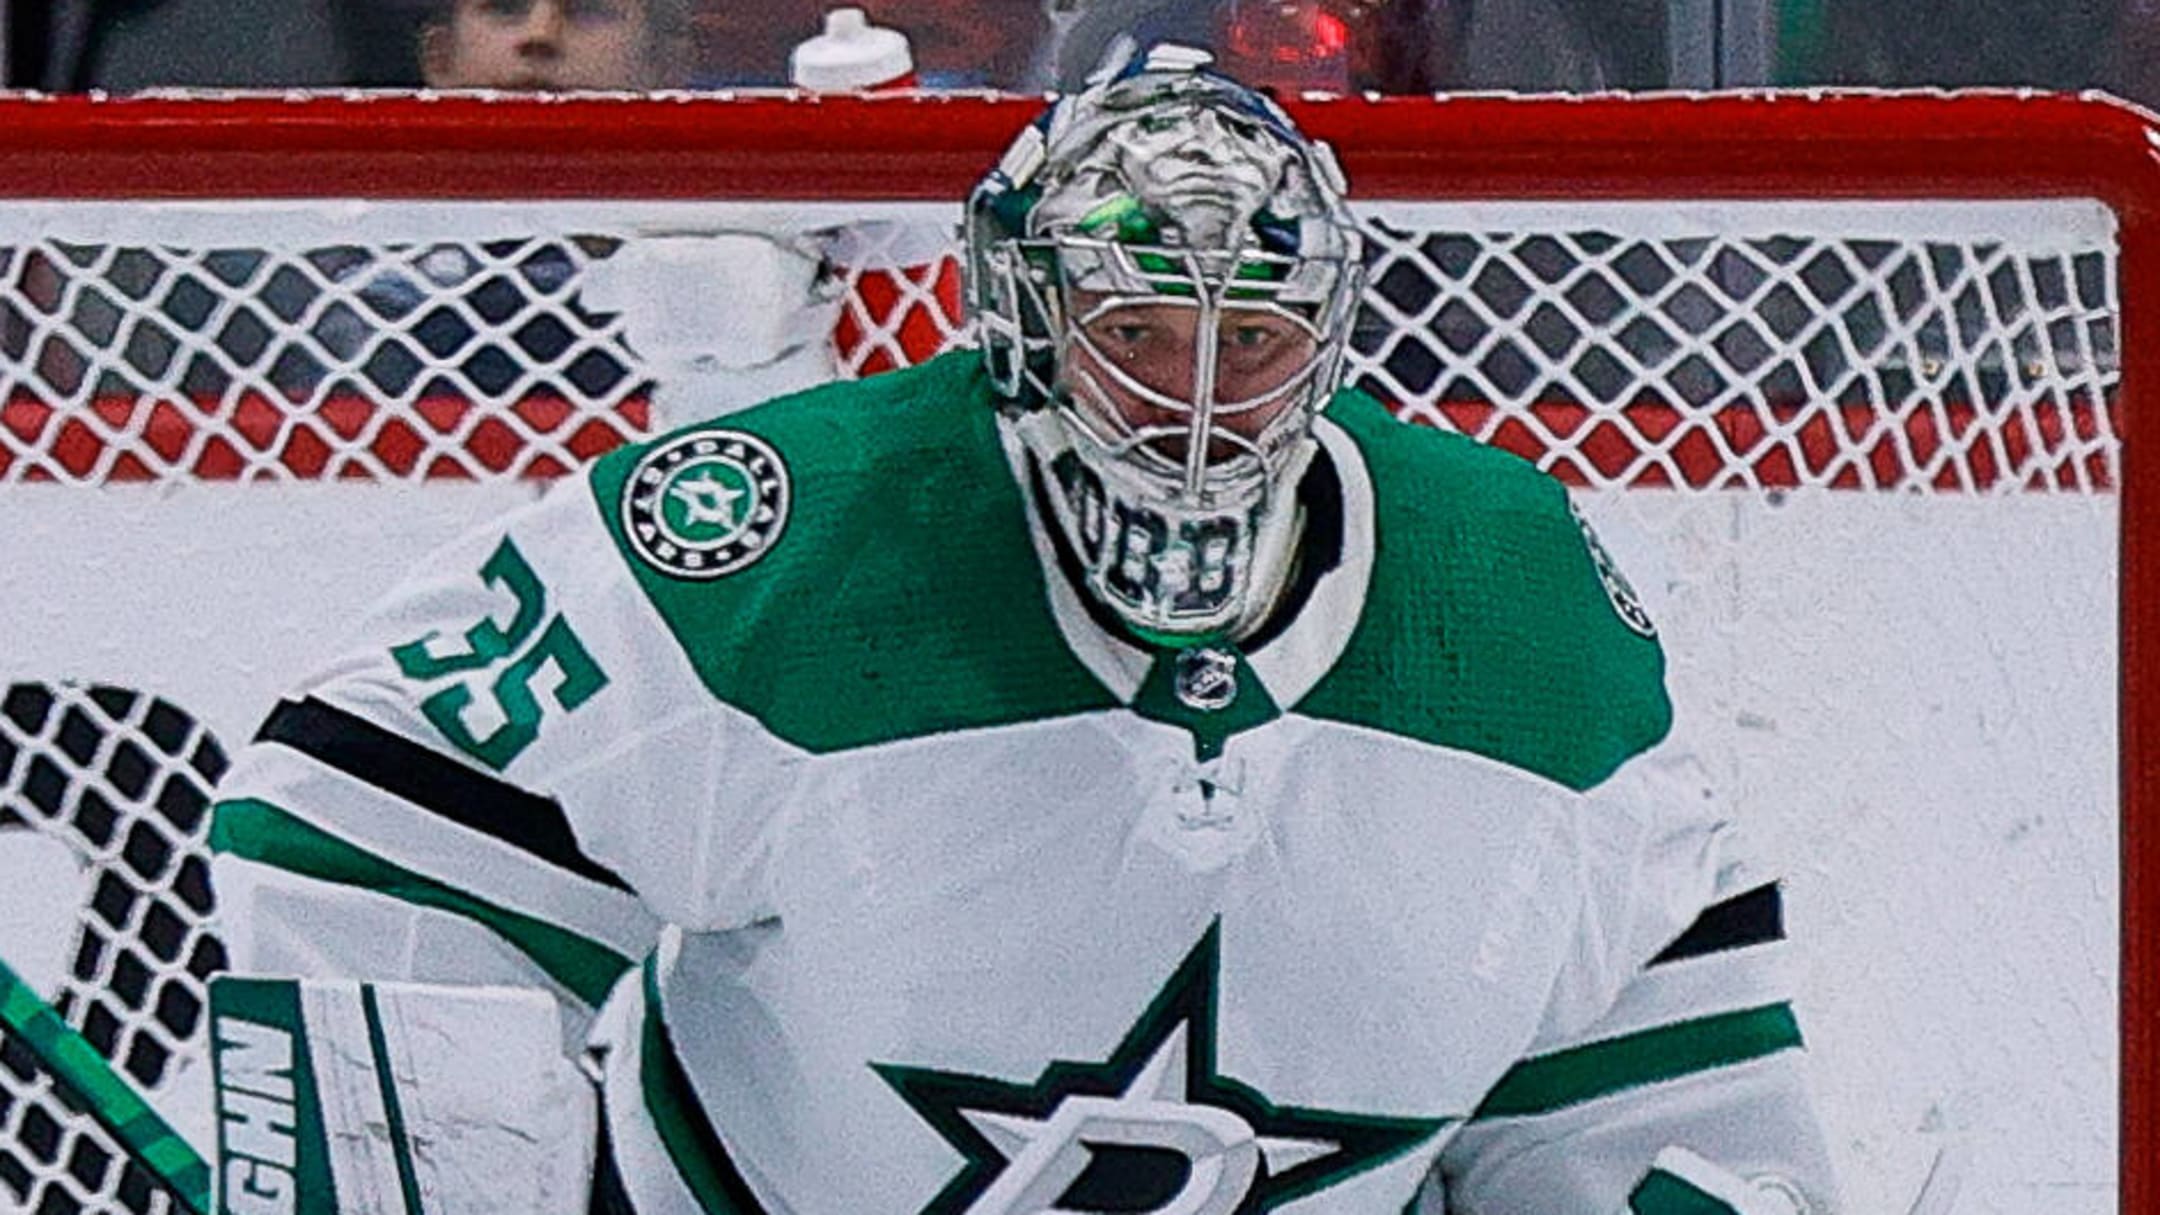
[1355,200,2118,493]
[0,202,966,483]
[0,683,225,1215]
[0,198,2119,490]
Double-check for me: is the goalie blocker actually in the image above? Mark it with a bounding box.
[210,977,594,1215]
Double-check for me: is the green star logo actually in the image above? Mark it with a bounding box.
[621,429,791,580]
[662,464,750,540]
[875,923,1453,1214]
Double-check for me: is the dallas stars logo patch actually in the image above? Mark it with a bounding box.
[621,429,790,579]
[875,924,1451,1214]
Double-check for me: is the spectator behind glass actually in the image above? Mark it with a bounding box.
[418,0,690,89]
[300,0,697,416]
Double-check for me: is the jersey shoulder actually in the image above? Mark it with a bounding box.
[1299,389,1671,790]
[584,353,1116,753]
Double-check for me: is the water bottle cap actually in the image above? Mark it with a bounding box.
[790,7,916,92]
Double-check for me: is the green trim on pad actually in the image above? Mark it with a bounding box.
[360,985,427,1215]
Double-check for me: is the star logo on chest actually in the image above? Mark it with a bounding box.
[874,923,1453,1214]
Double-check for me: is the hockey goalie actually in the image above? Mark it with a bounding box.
[205,44,1844,1214]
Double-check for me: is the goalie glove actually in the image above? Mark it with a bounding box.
[212,977,596,1215]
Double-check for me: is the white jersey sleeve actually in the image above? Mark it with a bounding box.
[1434,739,1844,1214]
[209,472,750,1045]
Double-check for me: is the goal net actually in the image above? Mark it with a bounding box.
[0,90,2141,1215]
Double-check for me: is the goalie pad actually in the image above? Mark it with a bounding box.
[211,977,596,1215]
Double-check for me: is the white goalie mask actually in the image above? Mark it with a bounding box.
[968,44,1365,643]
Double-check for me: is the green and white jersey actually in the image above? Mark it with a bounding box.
[210,352,1839,1215]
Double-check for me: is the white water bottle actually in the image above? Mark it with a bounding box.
[789,8,916,92]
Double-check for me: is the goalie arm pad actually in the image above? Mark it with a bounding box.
[211,977,596,1215]
[1435,740,1843,1214]
[1431,874,1843,1215]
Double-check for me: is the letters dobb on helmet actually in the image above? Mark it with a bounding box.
[968,44,1365,643]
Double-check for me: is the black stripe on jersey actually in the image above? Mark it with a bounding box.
[1649,882,1783,966]
[257,696,633,894]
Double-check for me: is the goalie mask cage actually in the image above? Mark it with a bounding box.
[0,91,2148,1214]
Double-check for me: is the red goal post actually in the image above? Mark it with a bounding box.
[0,89,2150,1214]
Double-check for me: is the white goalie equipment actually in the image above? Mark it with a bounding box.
[210,978,594,1215]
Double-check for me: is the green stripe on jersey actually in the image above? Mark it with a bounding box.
[587,354,1121,755]
[1472,1002,1802,1121]
[212,798,633,1006]
[1630,1168,1745,1215]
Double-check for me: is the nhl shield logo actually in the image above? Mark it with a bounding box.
[622,429,791,579]
[1172,648,1240,713]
